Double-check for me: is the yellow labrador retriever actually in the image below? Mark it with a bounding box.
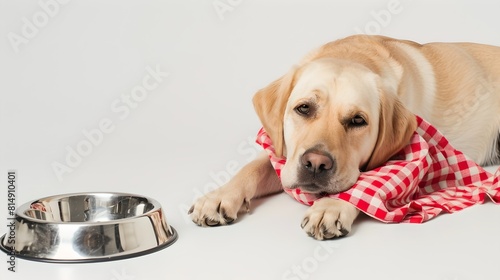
[189,35,500,239]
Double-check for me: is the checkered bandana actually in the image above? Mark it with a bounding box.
[256,116,500,223]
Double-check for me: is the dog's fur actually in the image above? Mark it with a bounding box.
[189,35,500,240]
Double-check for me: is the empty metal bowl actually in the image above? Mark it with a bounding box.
[0,192,177,263]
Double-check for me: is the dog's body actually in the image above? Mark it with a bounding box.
[190,35,500,239]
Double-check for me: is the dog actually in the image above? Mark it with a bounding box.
[189,35,500,240]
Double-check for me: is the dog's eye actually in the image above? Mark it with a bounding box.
[295,104,311,116]
[350,115,367,127]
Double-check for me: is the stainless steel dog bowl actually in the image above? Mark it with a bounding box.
[0,192,177,263]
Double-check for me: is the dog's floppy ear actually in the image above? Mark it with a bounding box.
[253,66,299,157]
[365,91,417,171]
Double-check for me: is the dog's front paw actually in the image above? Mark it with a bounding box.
[301,197,359,240]
[188,187,249,227]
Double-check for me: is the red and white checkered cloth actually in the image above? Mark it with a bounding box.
[256,116,500,223]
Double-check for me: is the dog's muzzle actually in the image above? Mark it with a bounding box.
[294,149,336,192]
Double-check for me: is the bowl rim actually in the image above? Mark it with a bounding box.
[17,192,162,225]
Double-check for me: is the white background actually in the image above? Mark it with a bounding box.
[1,0,500,279]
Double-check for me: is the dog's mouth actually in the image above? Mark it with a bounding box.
[288,182,339,194]
[287,177,355,195]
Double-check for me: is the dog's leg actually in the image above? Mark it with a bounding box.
[301,197,360,240]
[189,151,282,226]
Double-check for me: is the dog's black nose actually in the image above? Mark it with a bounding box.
[300,151,334,175]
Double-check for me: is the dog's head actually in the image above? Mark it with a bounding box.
[253,57,416,194]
